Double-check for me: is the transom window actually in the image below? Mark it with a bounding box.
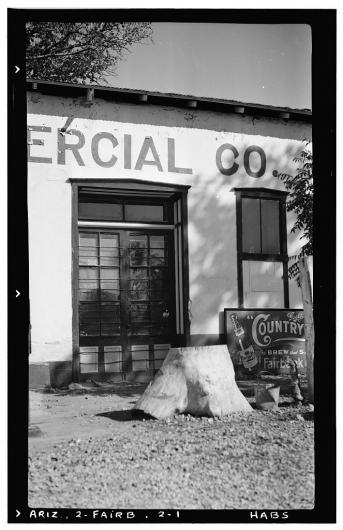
[79,191,170,224]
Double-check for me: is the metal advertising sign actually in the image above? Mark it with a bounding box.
[224,308,306,378]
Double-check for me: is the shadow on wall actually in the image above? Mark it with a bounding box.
[188,170,238,342]
[187,140,304,342]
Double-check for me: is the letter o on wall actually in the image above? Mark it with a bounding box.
[91,132,118,168]
[244,145,266,178]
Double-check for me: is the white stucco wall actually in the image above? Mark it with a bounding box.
[27,93,311,363]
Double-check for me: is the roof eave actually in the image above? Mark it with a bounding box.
[26,79,312,122]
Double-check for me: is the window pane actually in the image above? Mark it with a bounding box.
[80,363,98,373]
[130,268,148,279]
[79,232,97,247]
[79,290,99,301]
[100,290,120,301]
[100,234,119,247]
[79,249,98,266]
[242,198,261,253]
[261,200,280,254]
[125,204,164,222]
[79,202,123,221]
[100,268,119,280]
[79,233,98,265]
[129,235,148,266]
[104,347,122,372]
[79,268,98,290]
[100,234,120,265]
[129,279,149,300]
[150,235,165,248]
[101,324,120,336]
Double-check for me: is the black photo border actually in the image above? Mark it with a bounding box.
[8,8,336,524]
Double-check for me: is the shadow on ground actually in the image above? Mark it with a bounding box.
[96,409,154,422]
[31,382,148,398]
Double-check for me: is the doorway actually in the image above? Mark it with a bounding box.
[71,179,190,381]
[78,228,175,376]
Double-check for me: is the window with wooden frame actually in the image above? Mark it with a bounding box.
[234,188,289,308]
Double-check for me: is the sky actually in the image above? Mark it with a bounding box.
[109,23,312,110]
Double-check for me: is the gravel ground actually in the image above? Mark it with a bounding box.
[28,383,314,510]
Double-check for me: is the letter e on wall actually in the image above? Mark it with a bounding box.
[27,126,52,164]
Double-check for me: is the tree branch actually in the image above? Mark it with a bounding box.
[27,47,93,60]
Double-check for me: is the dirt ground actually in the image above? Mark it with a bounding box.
[29,381,314,510]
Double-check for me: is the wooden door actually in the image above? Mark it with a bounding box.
[78,229,175,378]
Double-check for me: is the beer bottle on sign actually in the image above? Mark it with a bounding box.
[230,313,258,370]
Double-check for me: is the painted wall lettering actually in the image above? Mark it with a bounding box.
[28,122,270,179]
[167,138,193,174]
[244,145,266,178]
[91,132,118,168]
[134,137,163,171]
[216,143,239,176]
[124,134,132,169]
[57,129,85,166]
[27,126,52,164]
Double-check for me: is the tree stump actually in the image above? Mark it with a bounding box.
[133,345,252,419]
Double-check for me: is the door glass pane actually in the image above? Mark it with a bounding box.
[125,204,164,222]
[79,268,98,290]
[150,235,165,248]
[100,268,119,289]
[79,290,99,301]
[261,200,280,254]
[100,233,119,247]
[131,268,148,279]
[150,235,167,265]
[100,233,120,266]
[101,324,121,336]
[129,279,149,300]
[79,201,123,221]
[104,347,122,372]
[101,302,120,320]
[150,248,165,258]
[131,345,149,369]
[129,303,150,323]
[100,289,120,301]
[129,235,148,266]
[154,344,170,369]
[79,233,98,266]
[150,256,167,266]
[79,233,98,247]
[150,268,167,294]
[100,302,120,335]
[80,310,100,334]
[242,198,261,253]
[80,325,100,337]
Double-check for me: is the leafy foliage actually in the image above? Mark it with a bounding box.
[274,141,313,280]
[26,22,153,84]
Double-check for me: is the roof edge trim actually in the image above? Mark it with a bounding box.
[27,79,312,120]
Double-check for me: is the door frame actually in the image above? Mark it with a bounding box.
[70,178,191,382]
